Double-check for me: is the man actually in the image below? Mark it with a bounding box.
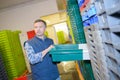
[24,19,60,80]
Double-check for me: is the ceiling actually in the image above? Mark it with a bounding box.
[0,0,45,10]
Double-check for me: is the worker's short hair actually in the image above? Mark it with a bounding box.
[34,19,47,27]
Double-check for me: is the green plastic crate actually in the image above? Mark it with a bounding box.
[0,30,27,80]
[49,44,83,62]
[56,31,66,44]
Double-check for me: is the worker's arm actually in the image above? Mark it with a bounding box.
[24,42,54,65]
[42,45,54,57]
[24,42,43,64]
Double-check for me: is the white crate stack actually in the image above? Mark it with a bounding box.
[102,0,120,79]
[82,0,120,80]
[84,25,109,80]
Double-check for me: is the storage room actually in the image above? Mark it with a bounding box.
[0,0,120,80]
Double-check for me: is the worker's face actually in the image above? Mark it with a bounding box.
[34,22,46,36]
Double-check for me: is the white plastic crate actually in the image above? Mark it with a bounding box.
[100,63,109,74]
[91,60,102,80]
[87,32,102,49]
[101,30,112,44]
[92,31,102,42]
[99,61,108,70]
[90,54,98,64]
[89,50,109,80]
[106,45,120,65]
[89,48,98,58]
[91,23,103,30]
[95,1,105,15]
[103,0,120,13]
[88,45,107,67]
[84,28,102,46]
[90,65,100,80]
[97,13,120,28]
[88,49,100,65]
[84,26,94,34]
[91,60,100,70]
[103,43,114,56]
[86,34,110,80]
[111,32,120,49]
[113,43,120,51]
[107,15,120,27]
[85,33,94,43]
[112,49,120,65]
[110,24,120,33]
[106,2,120,16]
[105,43,120,65]
[109,70,120,80]
[107,56,120,78]
[85,30,105,54]
[84,25,99,32]
[97,13,109,28]
[97,50,107,62]
[87,33,94,39]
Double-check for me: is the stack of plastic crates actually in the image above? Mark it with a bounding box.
[102,0,120,79]
[0,30,27,80]
[81,0,120,80]
[66,0,95,80]
[67,0,86,43]
[84,25,109,80]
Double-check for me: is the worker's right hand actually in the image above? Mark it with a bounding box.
[49,45,54,50]
[42,45,54,58]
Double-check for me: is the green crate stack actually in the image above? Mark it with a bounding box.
[67,1,86,43]
[12,31,26,75]
[66,0,95,80]
[0,30,18,80]
[57,31,66,44]
[0,30,26,80]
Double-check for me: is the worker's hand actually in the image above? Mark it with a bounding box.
[42,45,54,58]
[49,45,54,50]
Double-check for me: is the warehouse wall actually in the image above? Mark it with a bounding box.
[0,0,58,32]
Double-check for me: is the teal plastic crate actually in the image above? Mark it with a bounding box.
[49,44,83,62]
